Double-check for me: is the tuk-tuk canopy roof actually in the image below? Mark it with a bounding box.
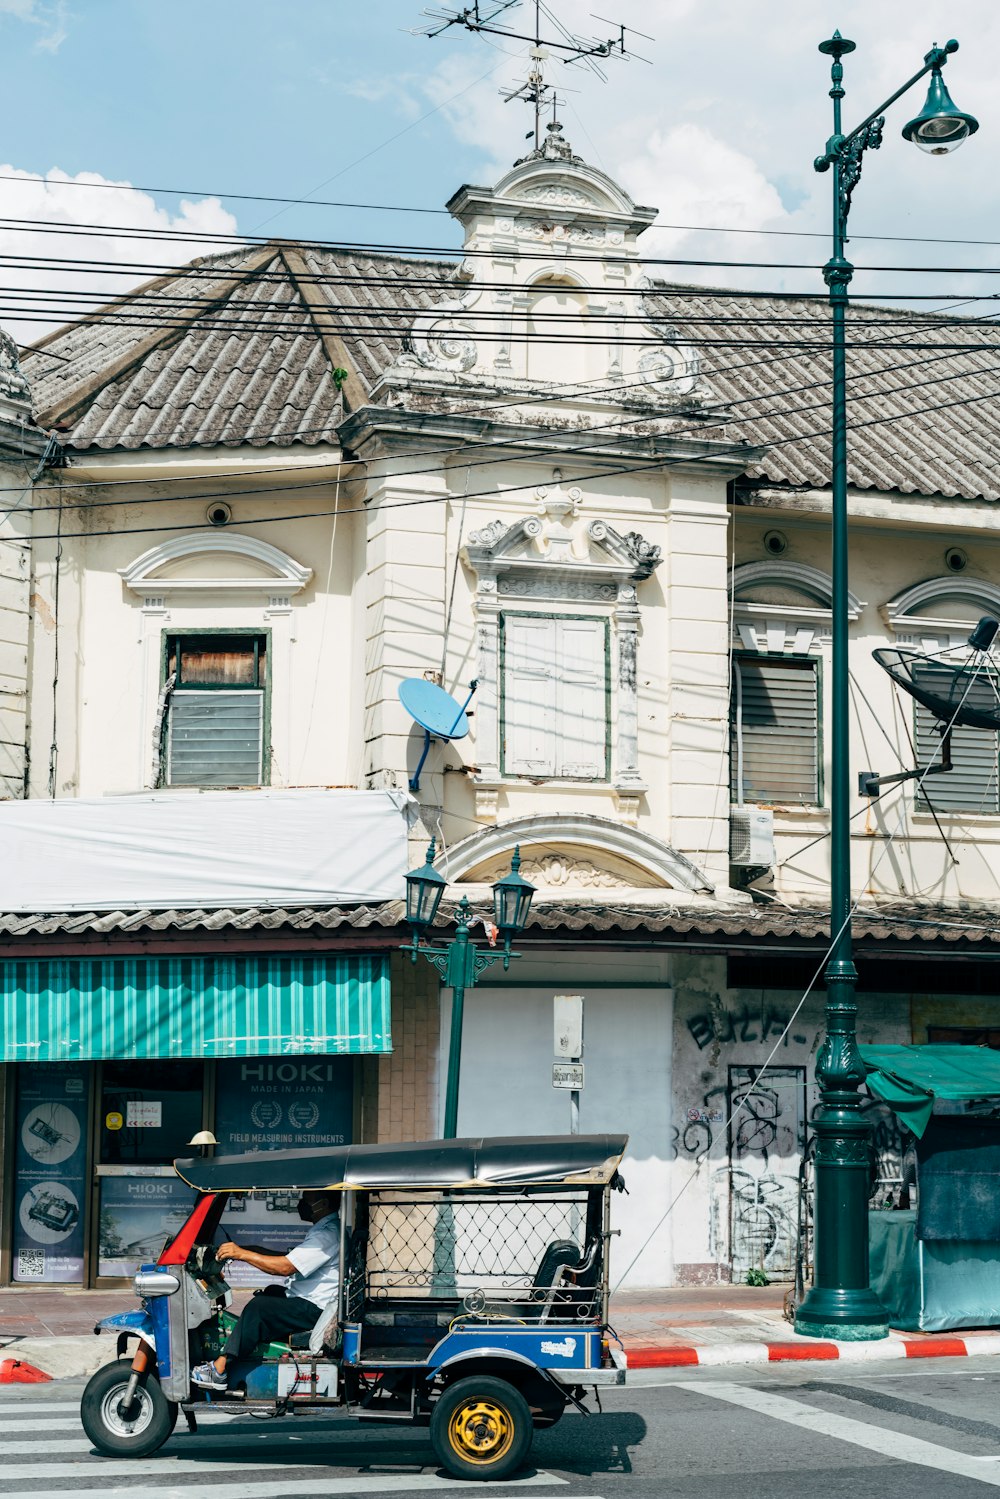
[862,1044,1000,1137]
[174,1134,629,1194]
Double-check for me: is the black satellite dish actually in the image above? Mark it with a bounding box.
[398,678,478,792]
[861,617,1000,797]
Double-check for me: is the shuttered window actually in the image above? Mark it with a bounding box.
[915,701,1000,813]
[164,634,267,788]
[730,657,820,806]
[501,613,609,780]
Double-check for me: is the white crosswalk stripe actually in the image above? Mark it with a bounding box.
[0,1397,589,1498]
[0,1473,568,1497]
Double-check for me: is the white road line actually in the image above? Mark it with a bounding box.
[0,1472,568,1498]
[0,1455,454,1481]
[0,1440,92,1454]
[680,1379,1000,1489]
[0,1418,92,1432]
[0,1402,81,1412]
[0,1412,241,1434]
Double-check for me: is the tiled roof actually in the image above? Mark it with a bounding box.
[0,898,997,950]
[20,244,456,450]
[647,283,1000,501]
[16,237,1000,499]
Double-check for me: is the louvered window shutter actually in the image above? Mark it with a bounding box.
[731,658,819,805]
[167,690,264,787]
[914,702,999,813]
[503,616,558,777]
[557,617,608,779]
[502,614,609,780]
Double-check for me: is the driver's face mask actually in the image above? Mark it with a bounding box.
[297,1198,314,1222]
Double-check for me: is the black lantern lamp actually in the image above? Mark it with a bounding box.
[403,838,447,947]
[491,846,536,956]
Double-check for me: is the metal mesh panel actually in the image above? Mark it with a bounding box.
[346,1192,600,1323]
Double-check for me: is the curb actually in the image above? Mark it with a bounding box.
[625,1333,1000,1369]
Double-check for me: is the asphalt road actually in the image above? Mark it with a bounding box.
[6,1357,1000,1496]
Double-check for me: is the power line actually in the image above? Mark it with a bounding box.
[5,171,1000,249]
[22,371,1000,544]
[6,216,1000,276]
[13,340,1000,515]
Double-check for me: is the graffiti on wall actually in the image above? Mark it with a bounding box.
[687,1004,809,1053]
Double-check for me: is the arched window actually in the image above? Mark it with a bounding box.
[727,562,857,810]
[885,577,1000,815]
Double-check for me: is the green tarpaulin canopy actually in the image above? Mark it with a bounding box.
[861,1044,1000,1138]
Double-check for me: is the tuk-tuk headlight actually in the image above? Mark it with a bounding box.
[133,1269,181,1298]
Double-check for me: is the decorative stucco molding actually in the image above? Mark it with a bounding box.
[120,532,313,599]
[0,328,31,414]
[461,481,660,788]
[884,576,1000,631]
[731,560,863,655]
[438,812,714,894]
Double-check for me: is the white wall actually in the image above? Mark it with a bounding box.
[447,951,673,1290]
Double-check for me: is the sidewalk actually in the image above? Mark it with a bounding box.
[3,1284,1000,1380]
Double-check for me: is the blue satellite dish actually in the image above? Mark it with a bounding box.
[398,678,478,792]
[399,679,471,741]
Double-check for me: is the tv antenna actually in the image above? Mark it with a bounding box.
[413,1,652,154]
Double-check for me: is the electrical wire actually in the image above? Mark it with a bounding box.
[8,215,1000,277]
[19,360,1000,545]
[14,323,1000,535]
[7,172,1000,251]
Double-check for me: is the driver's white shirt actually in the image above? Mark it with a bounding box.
[285,1212,340,1308]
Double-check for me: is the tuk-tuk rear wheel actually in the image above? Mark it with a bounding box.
[430,1375,533,1481]
[81,1357,177,1458]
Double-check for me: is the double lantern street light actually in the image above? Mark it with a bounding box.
[795,38,978,1342]
[403,842,535,1139]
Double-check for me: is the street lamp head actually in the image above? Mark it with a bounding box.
[404,838,447,935]
[491,846,536,942]
[902,66,979,155]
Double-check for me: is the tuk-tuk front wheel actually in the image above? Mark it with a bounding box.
[81,1357,177,1457]
[430,1375,533,1481]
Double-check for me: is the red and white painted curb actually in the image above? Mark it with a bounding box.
[625,1332,1000,1370]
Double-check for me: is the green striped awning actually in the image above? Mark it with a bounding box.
[0,954,391,1061]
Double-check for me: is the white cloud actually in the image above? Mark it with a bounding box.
[0,0,69,52]
[416,0,1000,299]
[0,167,241,347]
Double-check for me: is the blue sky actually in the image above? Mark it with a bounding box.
[2,0,999,341]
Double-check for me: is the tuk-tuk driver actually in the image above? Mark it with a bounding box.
[192,1189,340,1390]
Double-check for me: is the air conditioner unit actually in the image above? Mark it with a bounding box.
[729,806,775,867]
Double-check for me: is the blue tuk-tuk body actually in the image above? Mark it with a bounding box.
[83,1135,628,1482]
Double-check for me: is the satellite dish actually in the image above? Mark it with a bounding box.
[873,643,1000,732]
[860,621,1000,799]
[398,678,478,792]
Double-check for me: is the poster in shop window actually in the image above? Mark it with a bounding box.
[213,1058,353,1287]
[12,1064,89,1283]
[97,1176,197,1278]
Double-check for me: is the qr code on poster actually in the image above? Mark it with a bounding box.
[16,1249,45,1279]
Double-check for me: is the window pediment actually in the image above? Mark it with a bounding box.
[120,532,312,601]
[463,480,661,603]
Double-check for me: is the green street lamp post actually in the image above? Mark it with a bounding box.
[402,841,535,1138]
[795,37,978,1340]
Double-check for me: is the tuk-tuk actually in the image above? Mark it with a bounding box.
[82,1133,628,1482]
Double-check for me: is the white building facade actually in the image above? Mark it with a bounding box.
[2,130,1000,1287]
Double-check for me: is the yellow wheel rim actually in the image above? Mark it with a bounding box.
[447,1398,515,1465]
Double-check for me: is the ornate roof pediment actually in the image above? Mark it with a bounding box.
[463,477,662,593]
